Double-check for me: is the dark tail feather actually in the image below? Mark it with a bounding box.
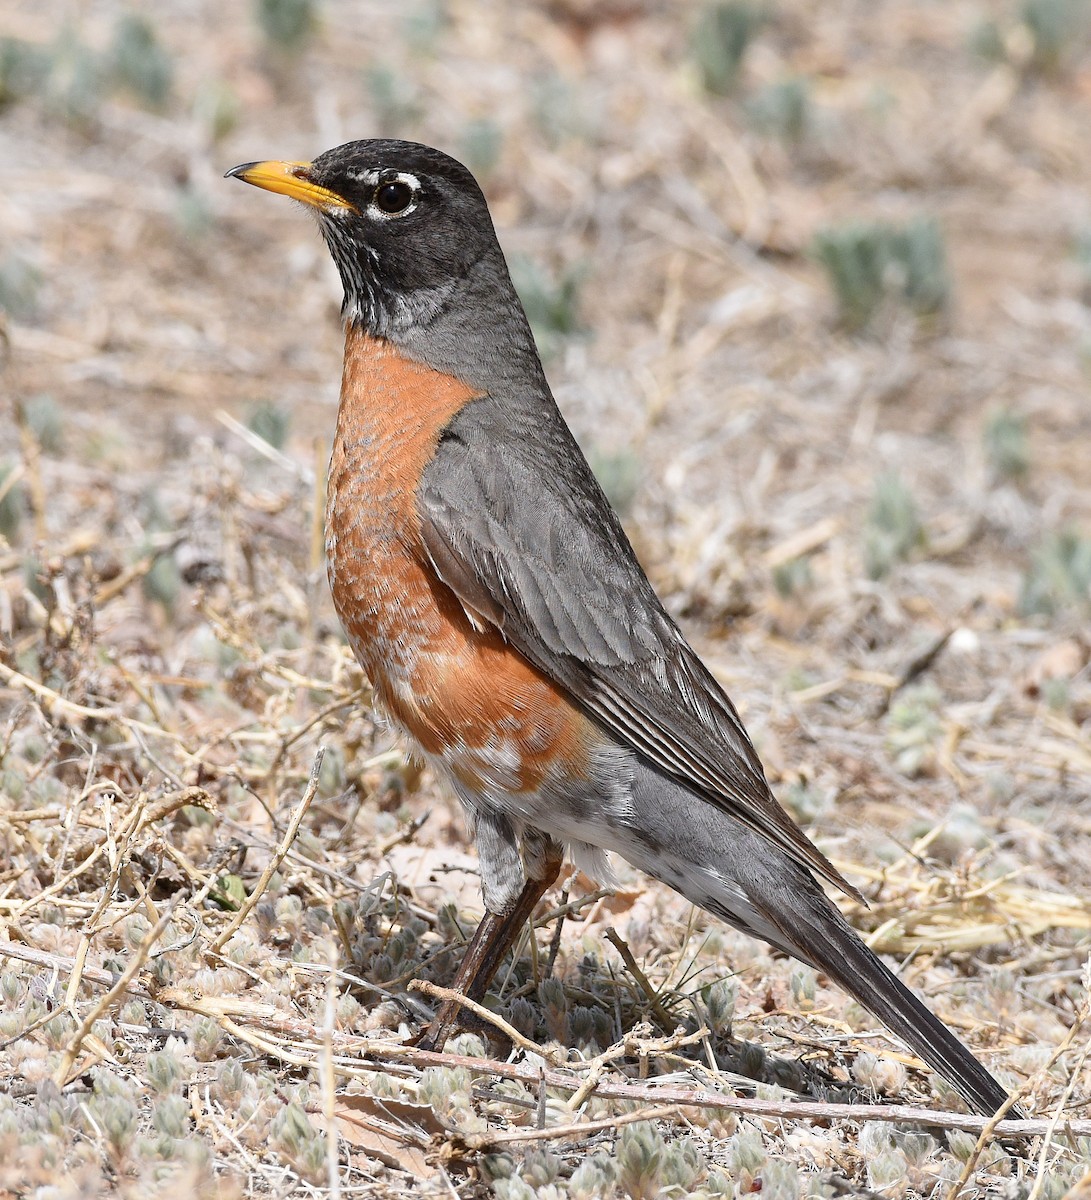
[619,764,1020,1117]
[756,872,1021,1118]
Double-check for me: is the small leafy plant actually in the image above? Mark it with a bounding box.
[813,216,950,331]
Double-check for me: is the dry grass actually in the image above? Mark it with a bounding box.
[2,0,1091,1196]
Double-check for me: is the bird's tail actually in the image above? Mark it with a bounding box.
[745,860,1021,1118]
[616,765,1021,1118]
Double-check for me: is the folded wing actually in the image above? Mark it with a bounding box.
[417,394,861,902]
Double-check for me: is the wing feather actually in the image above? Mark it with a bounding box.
[419,398,861,901]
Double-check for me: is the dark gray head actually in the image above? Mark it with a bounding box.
[227,139,507,339]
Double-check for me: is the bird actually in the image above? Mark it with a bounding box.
[227,139,1018,1117]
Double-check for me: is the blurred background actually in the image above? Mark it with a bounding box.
[1,0,1090,1195]
[2,0,1089,623]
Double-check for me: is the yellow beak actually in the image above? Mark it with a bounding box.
[225,160,357,213]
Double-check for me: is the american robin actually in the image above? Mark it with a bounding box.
[228,140,1018,1117]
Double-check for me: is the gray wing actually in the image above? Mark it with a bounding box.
[418,395,859,900]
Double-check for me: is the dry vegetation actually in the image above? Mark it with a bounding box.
[2,0,1091,1196]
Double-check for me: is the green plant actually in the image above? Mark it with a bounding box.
[863,471,923,579]
[812,216,950,330]
[588,447,642,517]
[0,37,47,107]
[692,2,765,95]
[151,1094,190,1138]
[813,222,887,330]
[493,1179,535,1200]
[885,684,942,778]
[538,976,569,1043]
[968,18,1007,62]
[617,1121,666,1199]
[661,1137,706,1192]
[705,977,738,1035]
[984,407,1030,481]
[706,1169,736,1197]
[570,1154,618,1199]
[529,72,589,146]
[1021,0,1089,72]
[0,459,26,541]
[247,400,291,449]
[1020,527,1091,615]
[746,77,811,142]
[174,187,215,241]
[193,79,240,143]
[505,995,537,1039]
[85,1070,140,1164]
[509,255,586,361]
[782,779,831,823]
[459,117,503,182]
[866,1147,908,1190]
[142,550,181,612]
[519,1148,562,1188]
[145,1048,183,1095]
[43,27,105,129]
[255,0,317,53]
[364,64,422,135]
[731,1123,766,1186]
[1075,228,1091,303]
[771,555,813,599]
[269,1101,326,1184]
[759,1160,800,1200]
[0,254,42,320]
[109,13,173,109]
[402,0,447,53]
[895,216,950,316]
[790,967,816,1008]
[22,395,64,454]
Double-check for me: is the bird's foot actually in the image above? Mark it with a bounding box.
[414,999,461,1053]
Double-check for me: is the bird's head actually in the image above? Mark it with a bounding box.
[227,139,503,338]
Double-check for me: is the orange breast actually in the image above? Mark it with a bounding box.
[325,328,591,795]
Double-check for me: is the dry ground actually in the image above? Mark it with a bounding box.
[1,0,1091,1196]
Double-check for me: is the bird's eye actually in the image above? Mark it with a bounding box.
[373,181,414,214]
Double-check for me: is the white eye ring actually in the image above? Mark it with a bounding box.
[366,171,421,220]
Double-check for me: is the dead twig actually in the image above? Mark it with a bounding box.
[208,748,324,952]
[53,901,176,1087]
[605,927,677,1033]
[409,979,566,1065]
[142,990,1086,1140]
[456,1102,683,1150]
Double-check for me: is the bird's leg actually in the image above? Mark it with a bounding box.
[418,842,562,1052]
